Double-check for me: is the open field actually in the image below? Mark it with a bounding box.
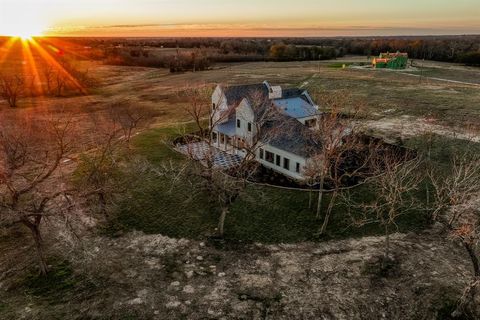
[1,47,479,236]
[1,52,479,242]
[1,50,480,319]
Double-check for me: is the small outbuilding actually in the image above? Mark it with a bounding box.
[372,52,408,69]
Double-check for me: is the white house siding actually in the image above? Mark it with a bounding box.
[256,143,307,181]
[235,99,256,144]
[297,115,318,128]
[211,86,229,125]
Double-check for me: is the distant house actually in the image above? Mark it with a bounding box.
[210,81,321,180]
[372,52,408,69]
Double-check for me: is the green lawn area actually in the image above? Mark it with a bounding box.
[405,133,480,172]
[328,62,354,69]
[107,124,434,244]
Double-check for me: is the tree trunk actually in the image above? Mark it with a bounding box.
[464,242,480,277]
[319,190,337,235]
[384,224,390,259]
[452,276,480,318]
[315,174,325,219]
[308,186,313,209]
[218,207,229,237]
[23,221,49,276]
[98,192,108,218]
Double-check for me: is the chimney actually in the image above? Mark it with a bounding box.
[263,81,282,99]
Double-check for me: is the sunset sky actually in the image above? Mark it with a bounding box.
[0,0,479,37]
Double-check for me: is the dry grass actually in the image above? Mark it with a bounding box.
[1,51,480,319]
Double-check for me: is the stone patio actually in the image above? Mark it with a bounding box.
[176,141,243,169]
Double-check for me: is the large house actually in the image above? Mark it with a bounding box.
[210,81,321,180]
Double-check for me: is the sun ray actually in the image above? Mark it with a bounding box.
[21,38,44,96]
[29,38,88,94]
[40,38,92,61]
[0,37,19,66]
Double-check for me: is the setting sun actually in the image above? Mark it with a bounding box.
[0,1,47,38]
[0,20,46,38]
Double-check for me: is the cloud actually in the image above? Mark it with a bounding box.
[45,23,480,37]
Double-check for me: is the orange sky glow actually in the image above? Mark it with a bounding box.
[0,0,479,37]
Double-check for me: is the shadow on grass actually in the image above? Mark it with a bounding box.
[101,125,436,244]
[21,259,99,306]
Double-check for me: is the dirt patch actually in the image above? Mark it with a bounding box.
[1,228,475,319]
[363,115,480,143]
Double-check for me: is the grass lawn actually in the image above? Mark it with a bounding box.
[304,66,480,127]
[328,62,354,69]
[107,124,432,244]
[405,67,480,85]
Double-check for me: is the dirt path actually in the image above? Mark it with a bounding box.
[400,72,480,87]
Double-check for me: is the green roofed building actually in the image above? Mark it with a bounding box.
[372,51,408,69]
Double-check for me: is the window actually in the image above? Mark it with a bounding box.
[212,132,218,143]
[259,148,264,159]
[248,122,252,132]
[220,134,225,144]
[237,119,241,128]
[296,162,301,173]
[276,155,281,166]
[305,119,317,128]
[212,103,216,111]
[283,158,290,170]
[265,151,274,163]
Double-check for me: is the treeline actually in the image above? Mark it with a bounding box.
[103,47,212,72]
[98,42,343,72]
[458,51,480,66]
[336,36,480,65]
[67,35,480,69]
[269,44,343,61]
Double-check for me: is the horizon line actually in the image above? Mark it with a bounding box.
[2,33,480,39]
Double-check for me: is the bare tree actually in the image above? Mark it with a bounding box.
[76,101,157,219]
[0,74,25,108]
[55,72,67,97]
[75,124,122,219]
[43,65,55,95]
[0,114,73,275]
[317,136,380,235]
[343,151,422,259]
[108,101,156,144]
[179,84,214,138]
[428,153,480,313]
[178,87,282,237]
[304,91,365,220]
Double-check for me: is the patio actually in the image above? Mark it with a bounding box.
[176,141,243,170]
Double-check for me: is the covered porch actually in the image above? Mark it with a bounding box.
[212,119,237,155]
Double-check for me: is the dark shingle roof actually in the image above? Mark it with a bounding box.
[281,88,305,99]
[260,113,321,158]
[219,82,321,158]
[222,83,269,108]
